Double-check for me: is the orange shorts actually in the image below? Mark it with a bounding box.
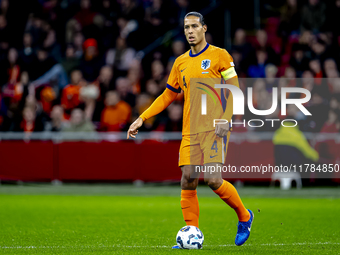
[179,130,231,166]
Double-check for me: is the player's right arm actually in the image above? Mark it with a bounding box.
[127,59,181,139]
[126,88,178,139]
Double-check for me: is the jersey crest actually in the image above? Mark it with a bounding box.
[201,59,211,70]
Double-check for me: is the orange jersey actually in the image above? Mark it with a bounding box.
[61,84,81,111]
[101,101,131,131]
[166,44,238,135]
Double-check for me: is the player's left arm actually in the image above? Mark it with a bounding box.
[215,50,240,137]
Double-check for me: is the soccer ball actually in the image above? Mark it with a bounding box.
[176,225,204,249]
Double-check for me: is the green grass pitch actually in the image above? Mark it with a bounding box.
[0,184,340,254]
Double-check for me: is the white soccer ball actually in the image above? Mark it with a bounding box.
[176,225,204,249]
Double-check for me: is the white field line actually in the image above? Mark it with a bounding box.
[0,242,339,249]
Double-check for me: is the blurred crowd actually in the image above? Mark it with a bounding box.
[0,0,339,134]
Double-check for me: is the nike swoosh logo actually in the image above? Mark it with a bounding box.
[248,227,251,232]
[181,206,190,209]
[180,68,187,72]
[210,155,217,158]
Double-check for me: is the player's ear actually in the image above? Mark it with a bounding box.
[203,24,207,32]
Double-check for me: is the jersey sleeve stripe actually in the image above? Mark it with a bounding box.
[166,84,181,93]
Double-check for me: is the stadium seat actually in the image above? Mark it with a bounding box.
[271,172,302,190]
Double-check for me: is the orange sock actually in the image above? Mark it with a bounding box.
[213,180,250,222]
[180,190,199,228]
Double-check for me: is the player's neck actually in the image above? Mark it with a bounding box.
[190,39,208,55]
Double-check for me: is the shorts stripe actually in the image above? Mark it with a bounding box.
[221,138,224,164]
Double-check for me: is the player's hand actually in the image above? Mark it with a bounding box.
[215,122,229,137]
[127,117,143,139]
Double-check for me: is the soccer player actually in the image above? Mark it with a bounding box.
[127,12,254,248]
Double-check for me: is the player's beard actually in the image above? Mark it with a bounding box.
[189,43,196,46]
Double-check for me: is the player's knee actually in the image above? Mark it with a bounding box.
[181,175,197,189]
[181,166,197,181]
[180,166,199,189]
[181,181,197,190]
[204,178,222,190]
[181,175,198,189]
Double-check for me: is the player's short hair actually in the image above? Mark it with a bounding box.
[184,12,205,26]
